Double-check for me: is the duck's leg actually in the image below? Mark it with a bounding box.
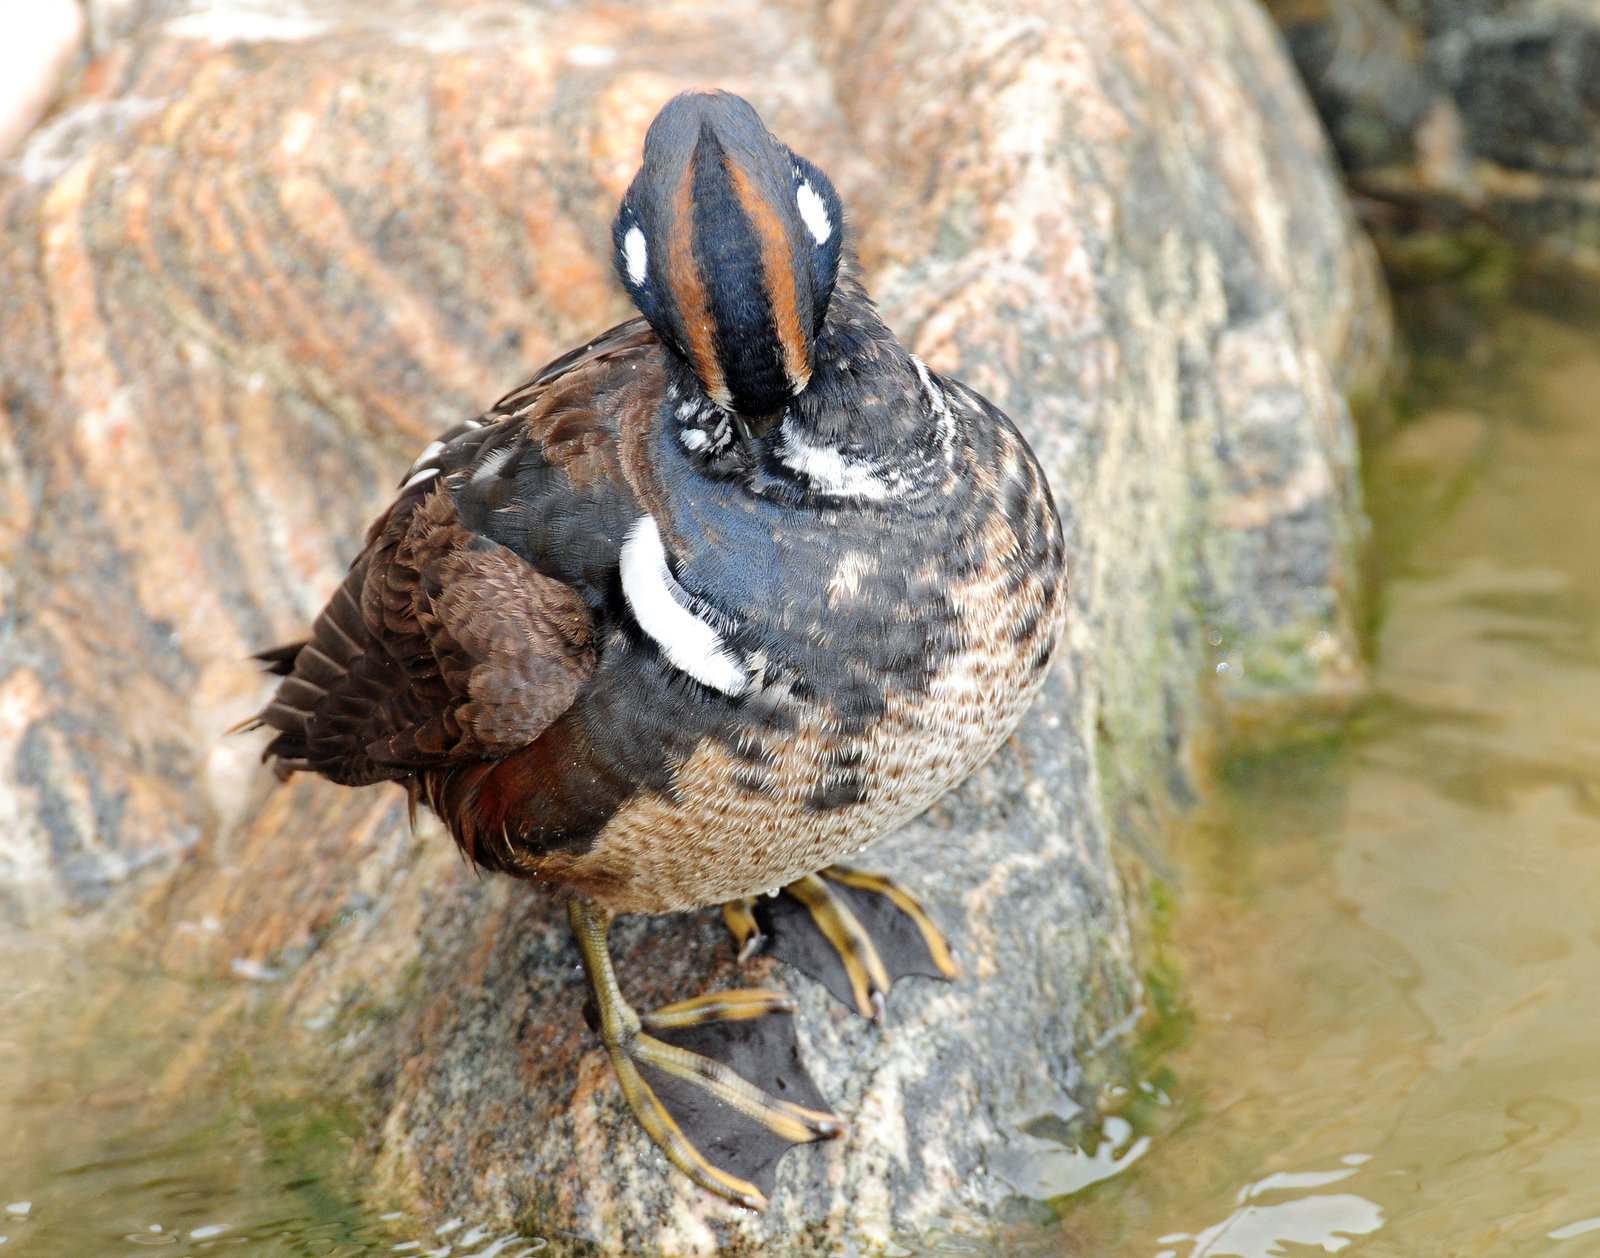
[727,866,962,1023]
[567,896,843,1210]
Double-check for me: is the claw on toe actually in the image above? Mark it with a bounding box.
[722,896,766,962]
[568,898,843,1210]
[723,865,962,1021]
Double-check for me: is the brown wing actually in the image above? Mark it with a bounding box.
[488,316,657,414]
[256,488,596,785]
[255,319,661,787]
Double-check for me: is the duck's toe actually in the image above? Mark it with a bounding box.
[736,866,962,1022]
[571,897,843,1210]
[721,896,766,962]
[619,990,843,1209]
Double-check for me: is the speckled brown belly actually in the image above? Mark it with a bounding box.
[537,511,1067,915]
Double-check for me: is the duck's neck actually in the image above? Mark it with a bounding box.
[667,273,955,506]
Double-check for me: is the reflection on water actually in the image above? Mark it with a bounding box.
[1157,1173,1384,1258]
[1060,306,1600,1256]
[995,1116,1154,1201]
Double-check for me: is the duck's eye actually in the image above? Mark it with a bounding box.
[795,181,832,246]
[622,225,649,285]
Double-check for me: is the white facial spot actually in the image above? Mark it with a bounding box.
[796,181,832,246]
[623,226,648,285]
[620,515,749,697]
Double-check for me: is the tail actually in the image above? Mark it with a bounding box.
[227,642,306,738]
[241,561,412,787]
[255,642,306,675]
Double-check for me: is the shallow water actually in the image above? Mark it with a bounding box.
[0,934,459,1256]
[4,305,1598,1256]
[1060,305,1600,1257]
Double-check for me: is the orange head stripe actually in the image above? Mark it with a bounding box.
[667,164,730,408]
[726,159,810,394]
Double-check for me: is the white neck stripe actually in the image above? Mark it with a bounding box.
[777,420,894,500]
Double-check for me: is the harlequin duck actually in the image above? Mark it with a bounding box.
[251,88,1066,1210]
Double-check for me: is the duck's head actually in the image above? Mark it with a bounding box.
[611,90,845,419]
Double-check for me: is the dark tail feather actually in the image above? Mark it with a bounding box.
[255,641,307,675]
[226,642,310,737]
[245,559,413,788]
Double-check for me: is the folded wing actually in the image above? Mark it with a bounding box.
[255,319,662,789]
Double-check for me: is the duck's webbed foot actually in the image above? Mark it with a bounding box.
[567,897,843,1211]
[723,865,962,1024]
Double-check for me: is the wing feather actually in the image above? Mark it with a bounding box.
[255,319,662,788]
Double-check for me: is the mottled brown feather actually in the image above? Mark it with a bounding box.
[395,492,595,756]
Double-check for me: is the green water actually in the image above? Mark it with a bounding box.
[0,934,446,1256]
[1059,303,1600,1257]
[5,300,1599,1256]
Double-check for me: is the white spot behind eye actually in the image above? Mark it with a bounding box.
[796,181,831,245]
[623,226,648,284]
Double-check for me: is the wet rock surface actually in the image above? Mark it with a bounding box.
[0,0,1382,1250]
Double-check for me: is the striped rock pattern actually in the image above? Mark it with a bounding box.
[0,0,1385,1250]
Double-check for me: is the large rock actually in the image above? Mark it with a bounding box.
[0,0,84,164]
[0,0,1383,1249]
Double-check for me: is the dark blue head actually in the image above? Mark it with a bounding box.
[611,90,846,417]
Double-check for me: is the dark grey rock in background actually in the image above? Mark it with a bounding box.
[1434,8,1600,178]
[1266,0,1600,272]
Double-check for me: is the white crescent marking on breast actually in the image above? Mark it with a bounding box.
[620,514,749,696]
